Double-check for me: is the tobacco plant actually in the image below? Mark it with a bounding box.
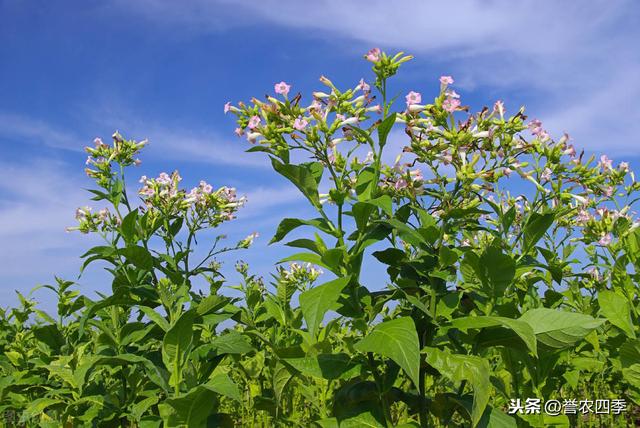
[1,49,640,427]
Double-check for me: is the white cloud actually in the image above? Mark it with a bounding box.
[0,113,81,152]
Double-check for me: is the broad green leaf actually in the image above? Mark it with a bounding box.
[355,167,376,201]
[158,385,219,427]
[366,195,393,216]
[81,354,169,392]
[206,331,253,355]
[519,308,604,348]
[381,219,426,246]
[196,294,229,316]
[207,372,241,402]
[478,247,515,296]
[271,158,322,207]
[284,353,360,380]
[450,316,537,356]
[355,317,420,387]
[139,306,170,332]
[599,289,636,338]
[333,381,385,427]
[270,217,336,243]
[300,276,350,337]
[523,212,554,251]
[19,398,63,423]
[120,208,138,243]
[377,112,397,148]
[162,310,196,386]
[620,339,640,388]
[120,245,154,270]
[273,362,293,404]
[32,324,65,352]
[279,252,329,270]
[425,347,490,428]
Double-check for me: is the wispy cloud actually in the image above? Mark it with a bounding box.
[0,112,81,152]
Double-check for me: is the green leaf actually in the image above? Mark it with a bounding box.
[32,324,66,353]
[333,381,385,427]
[19,398,64,423]
[162,310,195,387]
[352,202,376,230]
[207,372,241,402]
[425,347,490,428]
[273,362,293,404]
[377,112,397,148]
[381,219,426,246]
[354,317,420,387]
[284,353,360,380]
[158,385,219,427]
[355,167,376,201]
[599,289,636,338]
[300,276,350,337]
[270,217,336,243]
[81,354,169,392]
[211,330,254,354]
[519,308,605,348]
[279,252,329,271]
[478,247,515,296]
[620,339,640,388]
[523,212,554,251]
[120,208,138,243]
[121,245,154,271]
[367,195,393,216]
[271,158,322,208]
[139,306,170,332]
[450,316,537,356]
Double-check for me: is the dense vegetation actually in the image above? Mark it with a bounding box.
[1,49,640,427]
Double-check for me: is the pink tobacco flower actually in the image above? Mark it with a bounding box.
[405,91,422,106]
[576,210,591,223]
[598,233,612,246]
[358,78,370,92]
[293,117,308,130]
[440,75,454,85]
[442,97,461,113]
[503,167,513,177]
[234,127,244,137]
[395,178,408,190]
[224,102,231,114]
[619,162,630,172]
[587,267,600,281]
[365,48,381,63]
[274,81,291,96]
[493,100,505,117]
[599,155,613,171]
[445,90,460,99]
[541,167,553,182]
[248,115,261,129]
[563,144,576,157]
[308,100,322,111]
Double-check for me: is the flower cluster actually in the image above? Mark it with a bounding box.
[276,262,323,290]
[66,206,119,234]
[139,172,246,227]
[85,132,147,188]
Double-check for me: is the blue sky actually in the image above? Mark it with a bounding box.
[1,0,639,313]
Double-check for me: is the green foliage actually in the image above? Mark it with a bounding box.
[2,50,640,428]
